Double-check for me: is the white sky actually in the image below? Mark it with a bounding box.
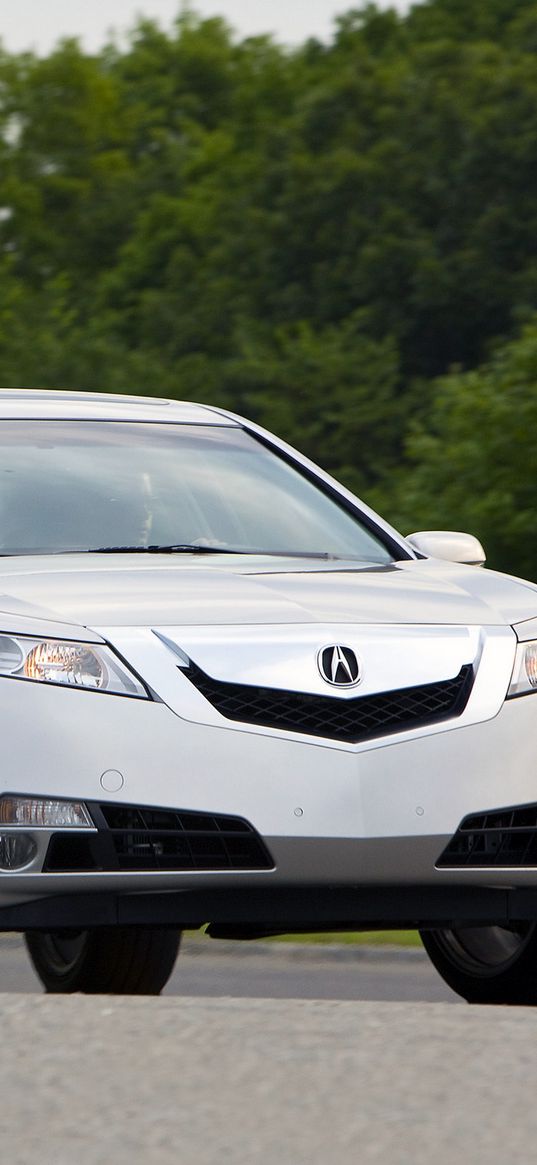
[0,0,413,56]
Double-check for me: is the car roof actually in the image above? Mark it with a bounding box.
[0,389,237,425]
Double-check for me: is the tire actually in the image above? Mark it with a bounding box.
[24,926,181,995]
[420,923,537,1004]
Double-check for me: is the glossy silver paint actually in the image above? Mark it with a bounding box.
[406,530,487,566]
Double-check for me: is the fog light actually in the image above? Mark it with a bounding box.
[0,833,37,870]
[0,797,92,828]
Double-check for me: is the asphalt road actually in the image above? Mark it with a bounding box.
[4,935,537,1164]
[0,933,458,1001]
[2,991,537,1165]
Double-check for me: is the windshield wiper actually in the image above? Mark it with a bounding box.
[59,545,368,560]
[85,546,355,558]
[0,545,380,561]
[86,544,249,555]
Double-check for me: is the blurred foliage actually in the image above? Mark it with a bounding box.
[382,321,537,578]
[1,2,537,572]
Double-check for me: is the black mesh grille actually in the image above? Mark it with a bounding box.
[182,662,474,743]
[44,803,274,873]
[438,803,537,868]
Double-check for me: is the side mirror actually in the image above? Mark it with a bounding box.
[406,530,486,567]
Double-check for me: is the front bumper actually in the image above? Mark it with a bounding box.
[0,601,536,937]
[1,637,537,924]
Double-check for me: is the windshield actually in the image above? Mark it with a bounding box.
[0,420,395,562]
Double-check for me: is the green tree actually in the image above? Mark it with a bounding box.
[2,0,537,523]
[221,315,402,496]
[381,319,537,580]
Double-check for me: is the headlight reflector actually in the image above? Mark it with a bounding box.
[508,639,537,698]
[525,643,537,689]
[0,634,147,697]
[0,636,23,673]
[24,642,105,688]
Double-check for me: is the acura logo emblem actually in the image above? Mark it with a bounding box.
[318,645,362,688]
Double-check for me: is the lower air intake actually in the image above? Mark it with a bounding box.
[44,803,274,873]
[438,803,537,868]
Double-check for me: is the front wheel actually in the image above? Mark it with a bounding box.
[420,923,537,1004]
[25,927,181,995]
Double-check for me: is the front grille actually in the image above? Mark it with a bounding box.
[438,803,537,868]
[182,661,474,743]
[44,803,274,873]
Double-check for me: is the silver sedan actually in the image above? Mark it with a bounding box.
[0,388,536,1003]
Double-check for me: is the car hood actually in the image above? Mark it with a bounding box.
[0,553,535,633]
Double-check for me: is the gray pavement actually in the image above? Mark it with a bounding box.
[0,932,459,1000]
[167,935,459,1001]
[2,992,537,1165]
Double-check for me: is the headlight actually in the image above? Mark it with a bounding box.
[24,642,105,688]
[0,634,147,697]
[508,639,537,698]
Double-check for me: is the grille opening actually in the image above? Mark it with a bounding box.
[182,662,474,743]
[438,802,537,868]
[43,803,274,873]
